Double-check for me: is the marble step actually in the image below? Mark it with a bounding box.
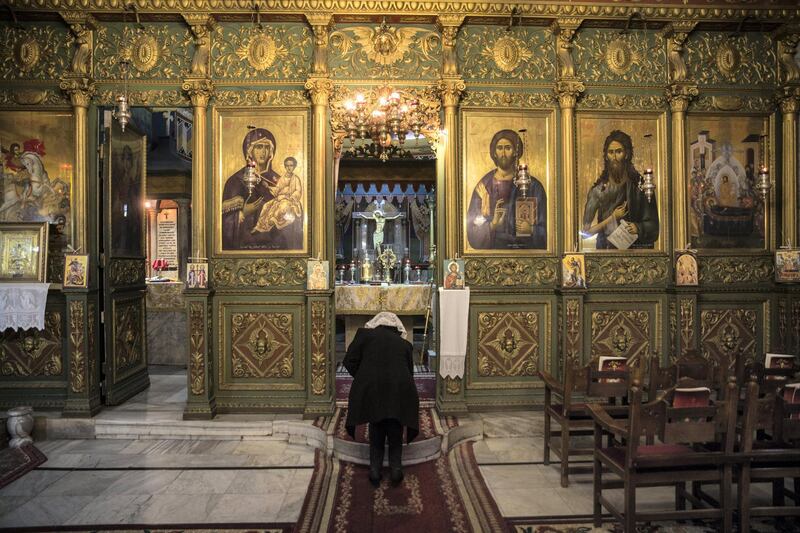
[333,435,442,466]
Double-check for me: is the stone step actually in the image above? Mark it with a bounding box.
[333,435,442,466]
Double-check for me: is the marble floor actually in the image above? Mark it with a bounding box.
[0,370,786,530]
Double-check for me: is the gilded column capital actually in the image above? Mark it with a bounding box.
[778,85,800,114]
[661,21,696,83]
[554,79,585,109]
[59,76,95,108]
[550,18,583,79]
[306,13,333,75]
[305,77,334,106]
[439,77,466,108]
[182,78,215,107]
[666,83,699,113]
[437,14,464,77]
[775,26,800,84]
[182,14,216,78]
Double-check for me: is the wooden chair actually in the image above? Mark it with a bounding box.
[588,378,739,532]
[749,354,799,396]
[647,349,716,401]
[737,378,800,533]
[540,353,639,487]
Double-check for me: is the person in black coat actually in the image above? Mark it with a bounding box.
[343,311,419,486]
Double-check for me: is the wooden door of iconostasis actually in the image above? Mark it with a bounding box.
[99,120,149,405]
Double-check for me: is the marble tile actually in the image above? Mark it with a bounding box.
[225,469,296,494]
[0,495,95,527]
[134,493,216,524]
[489,486,573,517]
[103,470,182,495]
[479,465,556,490]
[163,470,238,495]
[289,468,314,491]
[232,440,288,456]
[0,470,69,497]
[41,471,126,497]
[55,439,135,454]
[65,494,153,525]
[205,493,284,523]
[275,489,308,522]
[0,496,33,518]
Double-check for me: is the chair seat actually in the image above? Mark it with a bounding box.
[550,403,629,418]
[601,444,700,468]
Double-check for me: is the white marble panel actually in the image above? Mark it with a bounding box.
[0,495,95,527]
[134,493,216,524]
[0,470,69,497]
[65,494,152,525]
[205,493,284,523]
[225,469,296,494]
[41,470,126,497]
[164,470,238,495]
[103,470,182,495]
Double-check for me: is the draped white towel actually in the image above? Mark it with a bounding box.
[0,283,50,332]
[438,286,470,379]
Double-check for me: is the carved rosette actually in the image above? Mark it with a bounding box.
[310,300,328,396]
[679,298,695,350]
[0,312,62,377]
[700,308,757,371]
[461,91,554,109]
[69,301,86,393]
[699,256,773,284]
[230,312,294,379]
[554,79,585,109]
[591,310,650,360]
[477,312,539,377]
[212,258,306,288]
[465,258,557,288]
[564,299,581,362]
[108,259,146,286]
[573,29,666,85]
[189,302,206,396]
[585,256,668,285]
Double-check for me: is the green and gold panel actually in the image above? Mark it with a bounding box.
[699,298,767,374]
[0,22,72,81]
[94,22,193,81]
[328,23,441,80]
[0,310,64,379]
[109,294,147,386]
[216,297,305,393]
[584,255,670,287]
[584,297,665,363]
[464,257,558,288]
[211,23,312,81]
[698,254,774,286]
[685,31,777,88]
[211,258,307,289]
[457,26,555,82]
[572,29,667,86]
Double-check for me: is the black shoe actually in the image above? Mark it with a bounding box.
[369,467,381,487]
[390,467,403,486]
[369,444,385,487]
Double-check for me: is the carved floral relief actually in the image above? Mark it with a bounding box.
[94,23,193,79]
[573,29,667,85]
[476,311,539,377]
[0,24,72,80]
[685,32,776,86]
[212,24,311,80]
[458,26,555,81]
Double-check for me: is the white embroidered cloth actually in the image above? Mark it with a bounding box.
[438,287,470,379]
[364,311,408,339]
[0,283,50,331]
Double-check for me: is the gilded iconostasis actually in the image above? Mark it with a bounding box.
[0,1,798,416]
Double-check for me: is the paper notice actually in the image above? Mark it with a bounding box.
[607,220,637,250]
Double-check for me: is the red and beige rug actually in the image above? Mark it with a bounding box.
[0,444,46,489]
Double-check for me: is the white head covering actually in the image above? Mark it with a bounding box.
[364,311,408,340]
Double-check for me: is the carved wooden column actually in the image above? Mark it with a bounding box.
[183,290,216,419]
[552,18,584,251]
[779,87,799,247]
[667,83,699,251]
[182,78,214,261]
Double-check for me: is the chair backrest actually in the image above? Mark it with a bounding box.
[626,378,738,467]
[753,354,798,396]
[740,378,777,452]
[585,353,642,399]
[776,383,800,443]
[648,349,714,399]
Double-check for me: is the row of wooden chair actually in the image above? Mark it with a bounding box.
[588,376,800,532]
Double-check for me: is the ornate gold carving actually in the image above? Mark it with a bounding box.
[445,377,461,394]
[679,298,695,351]
[306,13,332,75]
[550,18,582,79]
[59,76,96,108]
[437,14,463,77]
[69,301,86,393]
[183,14,215,78]
[691,94,776,113]
[439,77,465,108]
[305,77,334,106]
[329,23,440,79]
[585,256,668,285]
[662,21,696,83]
[477,312,539,377]
[95,89,187,107]
[214,89,307,107]
[564,298,580,362]
[212,258,306,288]
[87,302,96,390]
[459,27,552,80]
[114,299,144,374]
[687,32,776,86]
[591,310,650,359]
[0,89,65,106]
[579,93,665,111]
[669,300,677,358]
[699,256,773,284]
[231,312,294,378]
[189,301,206,395]
[554,79,585,109]
[779,85,800,114]
[1,24,71,80]
[777,298,788,351]
[465,258,557,287]
[95,24,192,79]
[701,308,757,371]
[777,29,800,83]
[573,29,666,85]
[665,82,699,113]
[793,300,800,355]
[213,25,311,80]
[108,259,146,286]
[310,300,328,396]
[182,78,215,107]
[461,91,554,109]
[0,312,62,377]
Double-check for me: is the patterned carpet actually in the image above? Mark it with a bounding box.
[0,444,46,489]
[507,517,800,532]
[332,407,438,443]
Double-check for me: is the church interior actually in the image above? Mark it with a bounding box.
[0,0,799,531]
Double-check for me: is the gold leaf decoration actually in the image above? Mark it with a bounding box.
[701,308,757,371]
[459,26,554,81]
[108,259,146,286]
[578,93,665,110]
[114,298,145,374]
[585,256,668,285]
[189,302,206,396]
[230,312,294,379]
[310,300,328,396]
[94,23,192,79]
[591,310,650,359]
[213,24,311,80]
[0,89,66,105]
[465,258,557,287]
[94,89,187,107]
[573,29,666,85]
[461,91,555,108]
[699,256,773,284]
[477,311,539,377]
[445,377,461,394]
[69,301,86,393]
[686,32,776,86]
[214,90,308,107]
[690,94,775,113]
[212,258,306,288]
[0,312,62,377]
[0,24,72,80]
